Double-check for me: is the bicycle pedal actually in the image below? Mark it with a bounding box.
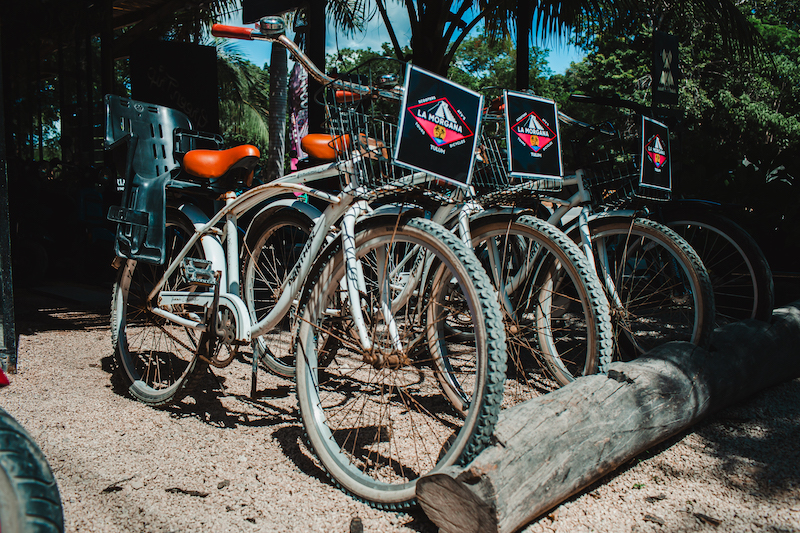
[181,258,217,286]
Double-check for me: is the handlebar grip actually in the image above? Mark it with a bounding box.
[211,24,255,40]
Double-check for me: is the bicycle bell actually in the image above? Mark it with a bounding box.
[259,16,286,36]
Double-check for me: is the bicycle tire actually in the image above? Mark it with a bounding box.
[586,217,715,360]
[469,213,613,392]
[0,407,64,533]
[294,216,506,509]
[241,209,312,378]
[660,209,774,325]
[110,207,210,406]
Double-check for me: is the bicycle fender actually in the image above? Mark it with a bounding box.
[365,204,425,221]
[468,206,534,224]
[562,210,639,237]
[243,199,323,241]
[177,202,228,287]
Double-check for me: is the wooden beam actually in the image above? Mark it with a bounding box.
[112,0,187,58]
[417,303,800,533]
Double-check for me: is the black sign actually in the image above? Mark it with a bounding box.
[242,0,307,23]
[652,31,679,105]
[640,116,671,192]
[394,65,483,187]
[503,91,563,179]
[130,40,220,133]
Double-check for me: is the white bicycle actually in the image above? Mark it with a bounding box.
[107,17,507,508]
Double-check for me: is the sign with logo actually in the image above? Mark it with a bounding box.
[503,91,563,179]
[394,65,483,187]
[652,31,679,105]
[640,116,671,192]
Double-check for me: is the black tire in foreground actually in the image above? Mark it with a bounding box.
[0,407,63,533]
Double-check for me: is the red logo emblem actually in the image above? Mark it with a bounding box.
[408,98,473,146]
[645,135,668,169]
[511,112,556,153]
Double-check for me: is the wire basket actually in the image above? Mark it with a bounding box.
[322,60,461,204]
[470,114,562,208]
[563,114,672,208]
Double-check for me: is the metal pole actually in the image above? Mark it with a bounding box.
[0,23,18,372]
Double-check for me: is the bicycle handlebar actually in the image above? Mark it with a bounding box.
[211,22,402,101]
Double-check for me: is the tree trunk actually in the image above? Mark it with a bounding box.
[411,0,452,74]
[417,303,800,533]
[266,43,288,181]
[515,1,533,90]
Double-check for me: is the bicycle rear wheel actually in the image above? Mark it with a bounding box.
[242,209,313,377]
[294,216,506,509]
[469,213,612,395]
[661,209,773,325]
[587,217,715,360]
[110,207,209,406]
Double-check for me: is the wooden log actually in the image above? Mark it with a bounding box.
[417,303,800,533]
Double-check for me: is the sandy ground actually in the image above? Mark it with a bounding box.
[1,286,799,533]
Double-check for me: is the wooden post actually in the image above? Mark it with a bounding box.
[417,303,800,533]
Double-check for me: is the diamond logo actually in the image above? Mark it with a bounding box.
[511,112,556,153]
[645,135,667,169]
[408,98,473,146]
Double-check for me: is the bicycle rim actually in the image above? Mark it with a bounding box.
[590,218,714,359]
[294,216,505,508]
[471,214,612,396]
[111,209,209,406]
[242,209,312,377]
[664,211,773,325]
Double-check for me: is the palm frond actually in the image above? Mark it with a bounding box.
[327,0,369,35]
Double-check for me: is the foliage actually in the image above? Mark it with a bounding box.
[215,40,271,158]
[326,43,404,75]
[550,0,800,265]
[447,33,554,95]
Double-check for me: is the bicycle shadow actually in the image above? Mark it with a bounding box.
[99,351,465,532]
[100,352,296,428]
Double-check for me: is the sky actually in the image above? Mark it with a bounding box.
[219,3,586,75]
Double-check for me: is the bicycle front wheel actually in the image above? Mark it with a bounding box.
[661,209,773,325]
[469,213,612,395]
[110,207,209,406]
[294,216,506,509]
[588,217,715,360]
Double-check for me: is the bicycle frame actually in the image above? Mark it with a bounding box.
[537,172,639,310]
[144,146,463,364]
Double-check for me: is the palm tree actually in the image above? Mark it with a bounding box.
[372,0,759,81]
[263,2,368,180]
[265,40,289,180]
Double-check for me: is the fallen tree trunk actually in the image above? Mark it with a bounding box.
[417,303,800,533]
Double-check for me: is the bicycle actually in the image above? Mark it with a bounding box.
[466,91,715,362]
[213,26,616,402]
[564,94,773,327]
[0,369,64,533]
[543,102,716,360]
[107,17,507,508]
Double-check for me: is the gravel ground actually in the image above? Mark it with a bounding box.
[2,287,799,533]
